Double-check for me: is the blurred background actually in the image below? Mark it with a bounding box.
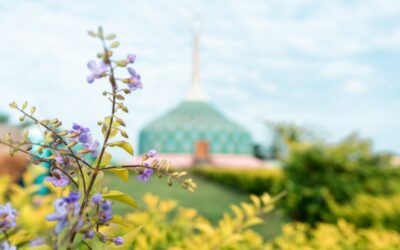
[1,0,400,248]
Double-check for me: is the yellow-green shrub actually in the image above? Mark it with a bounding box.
[331,193,400,231]
[98,192,278,250]
[192,167,285,195]
[0,165,56,248]
[267,220,400,250]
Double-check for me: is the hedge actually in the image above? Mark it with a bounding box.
[192,167,285,195]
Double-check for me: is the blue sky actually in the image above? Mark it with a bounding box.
[0,0,399,154]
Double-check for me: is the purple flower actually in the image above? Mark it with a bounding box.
[29,238,45,247]
[84,138,99,157]
[137,168,154,182]
[0,203,17,230]
[64,191,80,203]
[55,155,65,164]
[71,123,91,144]
[92,193,102,204]
[147,149,157,158]
[127,67,143,91]
[114,237,124,245]
[45,169,70,187]
[86,60,108,83]
[46,199,68,233]
[127,54,136,63]
[46,192,81,234]
[98,200,113,223]
[1,241,16,250]
[85,230,94,239]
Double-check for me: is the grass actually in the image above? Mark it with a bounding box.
[105,172,288,240]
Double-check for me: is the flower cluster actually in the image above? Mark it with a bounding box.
[70,123,99,157]
[46,192,81,233]
[86,46,142,93]
[1,241,16,250]
[98,200,113,224]
[86,60,108,84]
[45,169,70,187]
[137,149,158,182]
[0,203,17,231]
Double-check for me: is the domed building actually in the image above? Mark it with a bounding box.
[138,33,261,168]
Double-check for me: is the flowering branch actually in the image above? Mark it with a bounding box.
[0,26,196,249]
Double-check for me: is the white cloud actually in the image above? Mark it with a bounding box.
[322,62,373,78]
[0,0,399,153]
[342,80,368,95]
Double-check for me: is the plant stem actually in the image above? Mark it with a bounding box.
[68,33,118,247]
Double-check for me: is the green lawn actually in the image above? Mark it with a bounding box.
[105,172,288,240]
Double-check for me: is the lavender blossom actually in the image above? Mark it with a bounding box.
[147,149,157,158]
[0,203,17,230]
[0,241,16,250]
[84,137,99,157]
[114,237,124,245]
[127,67,143,91]
[92,193,102,204]
[85,230,94,239]
[45,169,70,188]
[46,192,81,234]
[55,155,65,164]
[127,54,136,63]
[137,168,154,182]
[29,238,45,247]
[71,123,91,144]
[86,60,108,83]
[98,200,113,223]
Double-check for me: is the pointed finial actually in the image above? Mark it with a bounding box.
[186,16,208,102]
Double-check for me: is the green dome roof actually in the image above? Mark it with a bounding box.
[139,101,253,155]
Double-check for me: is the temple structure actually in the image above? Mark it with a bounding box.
[137,32,262,168]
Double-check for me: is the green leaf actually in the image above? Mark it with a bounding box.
[109,128,118,139]
[88,30,97,37]
[22,101,28,110]
[115,60,128,67]
[109,214,130,227]
[86,234,107,250]
[108,168,129,182]
[103,190,138,208]
[106,34,116,40]
[30,106,36,114]
[110,41,120,48]
[9,102,17,109]
[108,141,134,155]
[94,151,112,167]
[109,226,142,249]
[120,129,129,138]
[27,245,53,250]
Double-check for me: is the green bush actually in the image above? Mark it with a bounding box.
[192,167,285,195]
[283,134,400,226]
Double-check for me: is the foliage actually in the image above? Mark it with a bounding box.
[0,166,282,249]
[266,220,400,250]
[283,133,400,226]
[101,193,282,250]
[266,121,317,160]
[192,167,285,195]
[0,27,196,249]
[0,165,54,248]
[331,193,400,231]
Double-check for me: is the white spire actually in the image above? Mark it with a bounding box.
[186,21,208,102]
